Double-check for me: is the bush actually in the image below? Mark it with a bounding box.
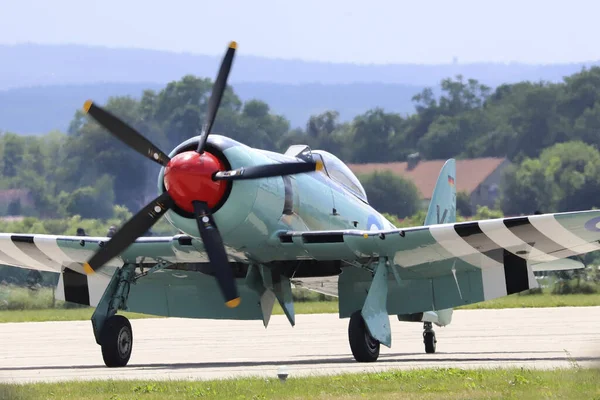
[292,288,335,302]
[0,285,55,310]
[456,191,472,217]
[358,171,422,218]
[64,175,115,220]
[551,280,598,295]
[0,285,88,310]
[573,282,598,294]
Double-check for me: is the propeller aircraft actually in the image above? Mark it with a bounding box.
[1,41,597,367]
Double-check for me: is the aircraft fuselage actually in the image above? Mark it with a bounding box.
[158,135,394,263]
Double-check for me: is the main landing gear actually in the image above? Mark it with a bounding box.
[91,264,137,367]
[348,310,380,362]
[423,321,437,354]
[100,315,133,367]
[348,310,439,362]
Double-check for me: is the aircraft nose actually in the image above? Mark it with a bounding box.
[163,150,228,213]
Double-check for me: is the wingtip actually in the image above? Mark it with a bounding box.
[229,41,237,50]
[83,100,93,114]
[225,297,241,308]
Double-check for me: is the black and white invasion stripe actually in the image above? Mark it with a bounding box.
[429,213,596,299]
[0,234,120,307]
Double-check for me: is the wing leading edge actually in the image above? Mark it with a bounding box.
[281,210,600,301]
[0,234,210,275]
[283,210,600,266]
[2,210,596,277]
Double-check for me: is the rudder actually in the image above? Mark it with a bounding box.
[421,159,457,325]
[424,159,456,226]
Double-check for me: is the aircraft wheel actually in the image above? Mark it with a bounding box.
[348,310,380,362]
[100,315,133,367]
[424,331,436,354]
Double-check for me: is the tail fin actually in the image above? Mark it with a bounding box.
[424,159,456,226]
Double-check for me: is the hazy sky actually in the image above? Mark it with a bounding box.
[1,0,597,64]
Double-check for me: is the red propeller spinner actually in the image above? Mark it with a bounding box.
[79,41,319,309]
[163,151,228,213]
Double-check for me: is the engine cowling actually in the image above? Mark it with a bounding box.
[156,135,262,241]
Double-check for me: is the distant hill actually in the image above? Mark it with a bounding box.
[0,83,163,135]
[2,43,599,134]
[0,82,427,134]
[1,44,599,89]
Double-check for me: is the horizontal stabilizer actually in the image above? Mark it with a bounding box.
[531,258,585,272]
[397,308,453,327]
[422,309,453,327]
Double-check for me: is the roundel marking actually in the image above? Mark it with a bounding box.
[584,215,600,232]
[367,214,383,231]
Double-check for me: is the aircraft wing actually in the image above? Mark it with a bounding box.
[281,210,600,298]
[0,234,208,276]
[3,210,595,278]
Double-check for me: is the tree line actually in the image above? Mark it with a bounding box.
[3,67,600,221]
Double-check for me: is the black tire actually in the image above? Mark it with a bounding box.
[348,310,380,362]
[100,315,133,367]
[424,331,436,354]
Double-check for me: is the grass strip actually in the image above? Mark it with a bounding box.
[1,367,598,400]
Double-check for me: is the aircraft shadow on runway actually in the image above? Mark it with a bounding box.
[2,351,599,372]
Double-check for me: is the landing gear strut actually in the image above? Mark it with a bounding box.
[423,321,436,354]
[91,264,136,367]
[348,310,380,362]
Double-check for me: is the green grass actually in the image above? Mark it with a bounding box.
[2,292,600,323]
[458,292,600,309]
[0,308,157,323]
[0,300,337,323]
[0,286,59,310]
[1,368,598,400]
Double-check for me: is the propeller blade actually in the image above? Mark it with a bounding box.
[83,101,171,167]
[213,160,322,181]
[192,200,240,308]
[83,192,174,275]
[196,41,237,154]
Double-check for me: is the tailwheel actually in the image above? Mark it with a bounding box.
[423,322,436,354]
[100,315,133,367]
[348,310,380,362]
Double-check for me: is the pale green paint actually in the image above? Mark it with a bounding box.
[420,158,456,326]
[244,264,275,327]
[260,265,295,326]
[361,258,391,347]
[55,142,484,321]
[126,270,265,321]
[554,209,600,243]
[154,136,377,263]
[47,140,600,325]
[424,159,456,226]
[422,308,454,326]
[118,262,485,322]
[90,268,122,344]
[338,266,485,319]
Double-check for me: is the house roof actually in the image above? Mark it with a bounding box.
[348,157,508,199]
[0,189,32,204]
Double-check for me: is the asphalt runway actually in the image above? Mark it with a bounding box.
[0,307,599,383]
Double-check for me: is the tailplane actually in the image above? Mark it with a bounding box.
[424,159,456,226]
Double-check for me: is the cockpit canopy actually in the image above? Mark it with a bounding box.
[311,150,368,203]
[282,145,368,203]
